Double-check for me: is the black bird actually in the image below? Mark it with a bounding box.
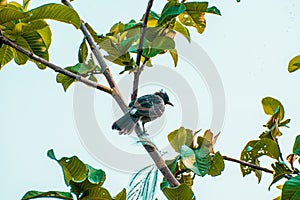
[112,90,174,134]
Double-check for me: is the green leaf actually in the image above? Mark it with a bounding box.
[240,138,280,182]
[26,4,80,28]
[179,2,208,34]
[7,1,22,10]
[282,175,300,200]
[109,21,124,35]
[23,0,31,11]
[114,189,126,200]
[293,135,300,156]
[51,153,87,185]
[86,164,106,184]
[150,10,160,20]
[57,62,96,91]
[169,49,178,67]
[180,144,211,177]
[23,27,50,69]
[158,3,186,25]
[17,20,48,35]
[61,75,75,92]
[22,191,73,200]
[206,6,221,16]
[208,151,225,176]
[147,36,175,58]
[123,19,139,31]
[13,36,30,65]
[0,44,14,69]
[119,36,137,54]
[36,25,51,48]
[89,74,98,83]
[194,145,211,176]
[69,165,105,196]
[163,184,194,200]
[70,63,94,75]
[269,162,293,190]
[172,21,191,43]
[78,38,88,63]
[47,149,57,160]
[180,145,200,175]
[288,55,300,73]
[0,7,29,25]
[81,187,112,200]
[262,97,284,120]
[0,0,7,6]
[168,127,188,152]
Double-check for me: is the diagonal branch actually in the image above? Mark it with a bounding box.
[0,33,113,95]
[131,0,154,102]
[62,0,180,187]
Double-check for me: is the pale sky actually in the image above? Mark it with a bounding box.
[1,0,300,199]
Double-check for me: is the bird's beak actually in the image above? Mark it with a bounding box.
[166,101,174,106]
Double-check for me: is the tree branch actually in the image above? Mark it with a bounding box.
[62,0,180,187]
[0,34,113,95]
[223,155,274,174]
[131,0,154,102]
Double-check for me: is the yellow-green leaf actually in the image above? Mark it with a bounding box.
[173,20,190,43]
[22,191,73,200]
[114,189,126,200]
[168,127,193,152]
[78,38,88,63]
[169,49,178,67]
[48,150,86,185]
[13,36,30,65]
[288,55,300,73]
[293,135,300,156]
[0,7,29,25]
[208,151,225,176]
[261,97,284,120]
[0,44,14,69]
[81,187,112,200]
[27,4,80,29]
[163,184,194,200]
[179,2,208,34]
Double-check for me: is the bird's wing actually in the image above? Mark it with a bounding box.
[133,95,164,118]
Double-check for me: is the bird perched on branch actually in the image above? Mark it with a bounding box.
[112,90,174,135]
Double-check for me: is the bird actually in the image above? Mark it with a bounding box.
[112,90,174,135]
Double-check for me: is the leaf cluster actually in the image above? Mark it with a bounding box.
[22,149,126,200]
[239,97,300,200]
[160,127,224,199]
[0,0,80,69]
[71,0,221,77]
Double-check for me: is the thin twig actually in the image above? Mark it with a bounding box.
[131,0,154,102]
[131,58,148,100]
[62,0,180,187]
[223,155,274,174]
[0,34,113,95]
[223,155,293,179]
[276,138,285,163]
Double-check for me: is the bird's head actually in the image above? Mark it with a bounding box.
[155,90,174,106]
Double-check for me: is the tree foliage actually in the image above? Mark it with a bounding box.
[1,0,300,200]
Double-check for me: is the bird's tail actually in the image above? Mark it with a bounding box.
[112,112,139,135]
